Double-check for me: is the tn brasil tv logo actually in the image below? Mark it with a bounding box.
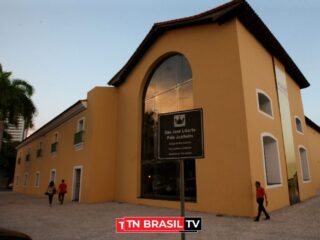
[116,217,201,233]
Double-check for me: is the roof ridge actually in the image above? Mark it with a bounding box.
[108,0,309,89]
[154,0,243,27]
[17,100,87,149]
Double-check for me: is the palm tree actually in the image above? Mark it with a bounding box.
[0,64,36,152]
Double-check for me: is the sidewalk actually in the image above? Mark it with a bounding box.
[0,192,319,240]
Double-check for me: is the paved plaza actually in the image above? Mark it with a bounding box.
[0,191,320,240]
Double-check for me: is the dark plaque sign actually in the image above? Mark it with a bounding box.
[158,108,204,160]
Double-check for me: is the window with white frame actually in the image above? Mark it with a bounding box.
[257,90,273,118]
[34,172,40,187]
[25,148,31,162]
[37,141,43,158]
[51,132,59,153]
[23,173,29,186]
[262,134,282,186]
[295,117,303,134]
[74,118,85,146]
[77,118,85,132]
[299,147,311,182]
[54,132,59,142]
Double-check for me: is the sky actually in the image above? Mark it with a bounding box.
[0,0,319,132]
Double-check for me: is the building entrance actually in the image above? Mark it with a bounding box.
[73,168,81,202]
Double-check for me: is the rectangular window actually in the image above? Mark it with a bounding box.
[77,118,85,132]
[25,148,31,162]
[74,131,84,145]
[37,142,43,158]
[51,132,59,153]
[51,142,58,153]
[54,132,59,142]
[74,118,85,146]
[34,172,40,187]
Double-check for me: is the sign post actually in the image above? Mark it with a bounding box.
[179,158,185,240]
[158,108,204,240]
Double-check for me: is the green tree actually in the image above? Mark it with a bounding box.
[0,64,36,152]
[0,133,18,186]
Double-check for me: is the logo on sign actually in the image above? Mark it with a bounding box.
[116,216,201,233]
[174,114,185,128]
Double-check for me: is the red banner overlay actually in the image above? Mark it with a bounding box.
[116,217,201,233]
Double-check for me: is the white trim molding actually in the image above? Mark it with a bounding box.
[294,116,304,135]
[298,145,311,183]
[256,89,274,120]
[34,171,40,188]
[72,165,83,203]
[260,132,283,188]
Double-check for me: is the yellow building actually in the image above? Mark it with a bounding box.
[14,0,320,217]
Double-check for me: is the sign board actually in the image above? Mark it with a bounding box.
[158,108,204,160]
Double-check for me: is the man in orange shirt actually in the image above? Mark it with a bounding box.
[58,179,67,205]
[254,181,270,221]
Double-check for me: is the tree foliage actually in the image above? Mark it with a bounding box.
[0,64,37,151]
[0,135,18,185]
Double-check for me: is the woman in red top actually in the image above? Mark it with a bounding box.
[58,179,67,205]
[255,181,270,221]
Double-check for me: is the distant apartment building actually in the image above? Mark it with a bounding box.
[14,0,320,217]
[6,117,26,142]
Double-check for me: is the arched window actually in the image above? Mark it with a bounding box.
[295,116,303,134]
[298,146,310,182]
[257,90,273,118]
[141,54,196,201]
[261,134,282,186]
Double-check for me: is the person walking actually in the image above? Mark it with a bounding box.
[46,181,57,207]
[58,179,67,205]
[254,181,270,221]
